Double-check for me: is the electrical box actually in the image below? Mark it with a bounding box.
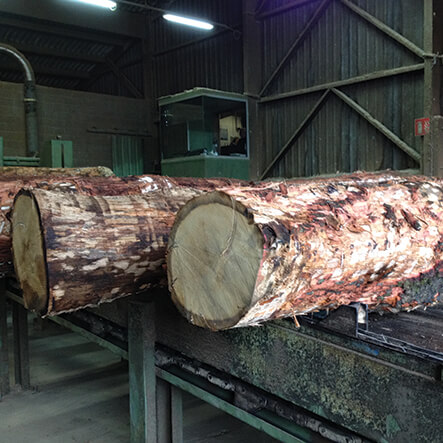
[40,140,73,168]
[159,88,249,179]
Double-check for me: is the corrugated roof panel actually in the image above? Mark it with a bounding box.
[0,21,142,95]
[0,25,116,57]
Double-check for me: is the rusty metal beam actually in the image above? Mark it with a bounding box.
[260,63,425,104]
[259,0,331,97]
[332,88,421,163]
[340,0,425,59]
[259,90,330,179]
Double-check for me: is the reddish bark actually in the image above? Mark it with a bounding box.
[11,174,248,314]
[1,172,245,278]
[168,173,443,330]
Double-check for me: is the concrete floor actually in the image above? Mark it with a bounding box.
[0,315,277,443]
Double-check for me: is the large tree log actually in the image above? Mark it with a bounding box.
[1,173,243,278]
[0,167,113,277]
[0,166,114,177]
[167,174,443,330]
[11,175,245,315]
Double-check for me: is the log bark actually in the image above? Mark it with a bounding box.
[167,173,443,330]
[0,167,114,277]
[11,175,245,315]
[0,166,114,177]
[1,173,243,278]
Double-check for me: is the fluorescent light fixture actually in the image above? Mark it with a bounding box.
[163,14,214,30]
[75,0,117,11]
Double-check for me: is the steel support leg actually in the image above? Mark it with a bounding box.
[0,280,9,398]
[171,386,183,443]
[156,379,184,443]
[129,300,157,443]
[12,301,30,389]
[157,378,172,442]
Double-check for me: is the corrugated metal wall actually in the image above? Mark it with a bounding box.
[258,0,425,178]
[153,0,243,97]
[112,135,144,176]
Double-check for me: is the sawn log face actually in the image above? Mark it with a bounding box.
[168,173,443,330]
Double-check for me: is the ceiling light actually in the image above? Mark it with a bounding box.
[75,0,117,11]
[163,14,214,30]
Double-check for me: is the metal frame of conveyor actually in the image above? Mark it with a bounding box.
[1,279,443,442]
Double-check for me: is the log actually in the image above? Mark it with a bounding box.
[11,175,245,315]
[167,173,443,330]
[0,166,114,177]
[0,167,114,277]
[1,173,244,278]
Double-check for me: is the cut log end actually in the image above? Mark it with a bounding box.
[167,192,264,330]
[12,192,48,314]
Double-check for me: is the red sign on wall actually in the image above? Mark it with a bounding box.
[415,117,430,136]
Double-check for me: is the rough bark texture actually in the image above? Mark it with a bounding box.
[1,173,243,278]
[0,167,114,277]
[11,175,245,315]
[167,173,443,330]
[0,166,114,177]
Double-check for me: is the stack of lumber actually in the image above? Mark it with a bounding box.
[8,169,443,330]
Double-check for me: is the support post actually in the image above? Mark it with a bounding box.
[142,13,160,174]
[156,376,184,443]
[12,301,30,389]
[430,116,443,177]
[423,0,443,175]
[128,300,157,443]
[243,0,263,180]
[129,299,184,443]
[171,386,183,443]
[0,280,9,398]
[156,378,172,443]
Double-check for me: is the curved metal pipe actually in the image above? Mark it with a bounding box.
[0,44,34,82]
[0,43,39,156]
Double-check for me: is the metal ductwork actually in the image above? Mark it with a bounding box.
[0,43,39,156]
